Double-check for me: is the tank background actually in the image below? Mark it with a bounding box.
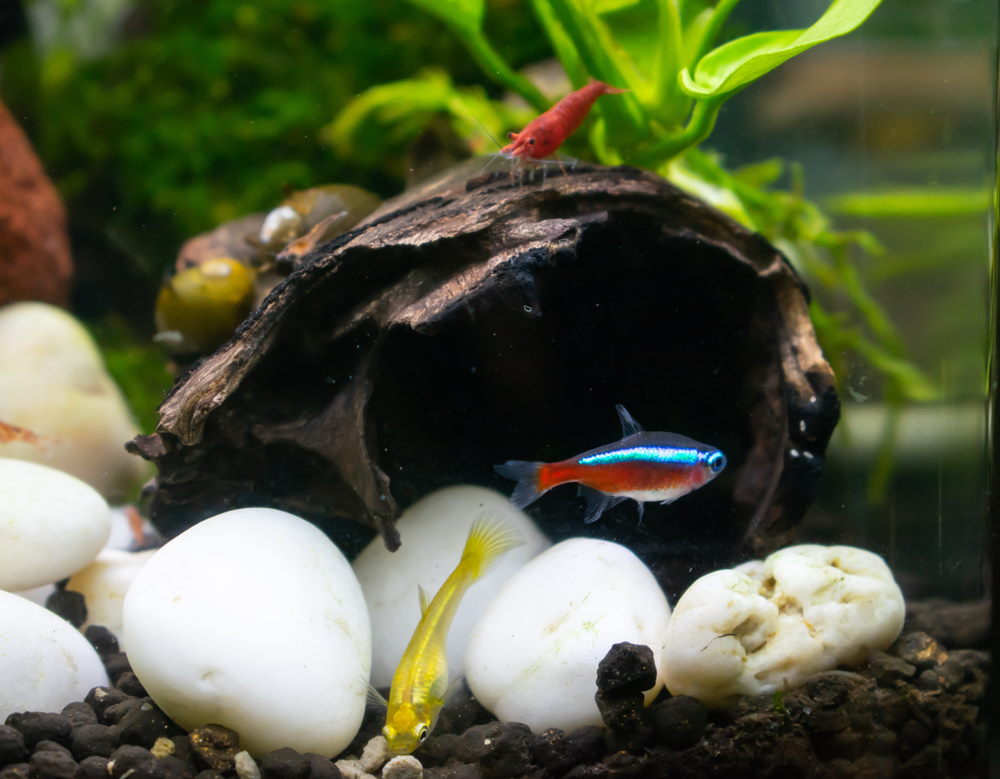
[0,0,993,602]
[714,0,994,602]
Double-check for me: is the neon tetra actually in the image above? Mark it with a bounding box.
[496,404,726,524]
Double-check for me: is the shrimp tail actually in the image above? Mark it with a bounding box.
[586,77,628,95]
[461,514,523,580]
[494,460,545,509]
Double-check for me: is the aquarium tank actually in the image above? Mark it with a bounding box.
[0,0,994,777]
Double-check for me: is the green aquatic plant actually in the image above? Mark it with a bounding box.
[331,0,882,163]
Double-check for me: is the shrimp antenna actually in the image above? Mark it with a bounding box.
[466,111,503,152]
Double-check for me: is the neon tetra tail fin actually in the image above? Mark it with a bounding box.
[494,460,544,508]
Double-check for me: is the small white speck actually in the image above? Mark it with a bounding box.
[799,420,806,433]
[789,449,800,458]
[484,738,492,746]
[809,395,817,403]
[803,451,814,460]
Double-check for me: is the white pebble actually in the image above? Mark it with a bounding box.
[353,485,549,687]
[381,755,423,779]
[123,507,371,757]
[234,751,261,779]
[0,458,111,591]
[466,537,671,732]
[11,583,55,606]
[0,589,110,720]
[67,549,156,648]
[359,735,391,773]
[0,302,149,500]
[664,544,905,708]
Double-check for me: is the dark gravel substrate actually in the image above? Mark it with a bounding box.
[2,614,988,779]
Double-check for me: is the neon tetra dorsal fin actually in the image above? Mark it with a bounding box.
[615,403,644,437]
[417,585,430,616]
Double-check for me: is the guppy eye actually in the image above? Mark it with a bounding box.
[528,137,536,145]
[707,452,726,473]
[417,725,429,742]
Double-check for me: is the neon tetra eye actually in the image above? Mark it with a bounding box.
[707,452,726,473]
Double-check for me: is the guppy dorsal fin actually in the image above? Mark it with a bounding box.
[615,404,644,437]
[365,680,388,710]
[418,585,430,616]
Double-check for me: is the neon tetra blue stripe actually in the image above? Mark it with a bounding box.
[577,446,704,466]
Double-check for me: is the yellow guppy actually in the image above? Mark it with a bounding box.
[378,516,520,755]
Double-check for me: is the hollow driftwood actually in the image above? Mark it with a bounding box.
[129,162,839,597]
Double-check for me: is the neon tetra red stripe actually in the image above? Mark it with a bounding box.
[500,80,628,160]
[495,405,725,524]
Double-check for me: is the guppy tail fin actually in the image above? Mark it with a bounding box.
[461,514,522,580]
[494,460,544,509]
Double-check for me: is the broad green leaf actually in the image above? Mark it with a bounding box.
[325,71,524,164]
[733,158,784,189]
[680,0,882,98]
[403,0,484,34]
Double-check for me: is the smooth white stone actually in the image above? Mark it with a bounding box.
[0,458,112,591]
[12,583,55,606]
[0,589,110,720]
[465,537,671,732]
[663,544,905,708]
[353,486,549,687]
[17,506,151,606]
[123,507,371,757]
[67,549,156,647]
[0,302,150,501]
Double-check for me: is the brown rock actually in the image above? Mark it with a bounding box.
[0,101,72,306]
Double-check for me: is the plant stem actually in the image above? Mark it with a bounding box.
[543,0,645,139]
[653,0,686,124]
[693,0,742,63]
[633,96,722,165]
[530,0,588,85]
[462,30,550,113]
